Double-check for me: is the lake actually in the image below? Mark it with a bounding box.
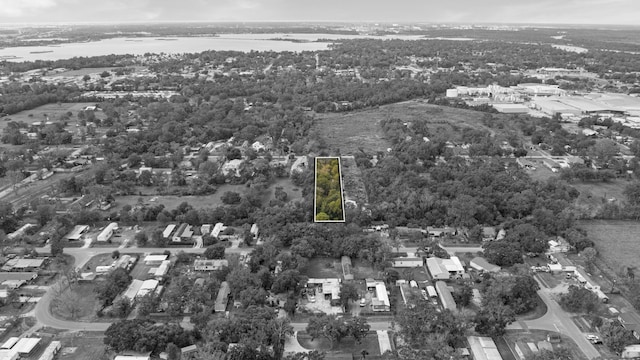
[0,33,426,62]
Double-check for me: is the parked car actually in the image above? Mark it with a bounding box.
[360,298,366,307]
[586,334,602,344]
[308,295,316,303]
[421,289,428,300]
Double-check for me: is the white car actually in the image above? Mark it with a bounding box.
[360,298,366,307]
[308,295,316,303]
[586,334,602,344]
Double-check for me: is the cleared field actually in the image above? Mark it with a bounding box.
[572,178,633,217]
[314,100,503,154]
[0,102,101,131]
[58,332,107,360]
[578,220,640,271]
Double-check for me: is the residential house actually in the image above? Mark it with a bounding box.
[366,279,390,312]
[392,257,424,268]
[469,257,501,273]
[1,259,46,272]
[467,336,503,360]
[162,224,176,239]
[435,281,457,311]
[64,225,89,241]
[97,222,118,242]
[194,259,228,271]
[215,281,231,312]
[482,227,496,242]
[307,278,342,307]
[426,256,465,280]
[341,256,353,281]
[144,255,168,266]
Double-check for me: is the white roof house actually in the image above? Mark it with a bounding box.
[194,259,228,271]
[123,280,144,300]
[137,280,159,298]
[392,257,424,268]
[365,279,390,312]
[435,281,457,311]
[467,336,503,360]
[64,225,89,240]
[211,223,225,238]
[162,224,176,239]
[37,341,61,360]
[221,159,243,177]
[470,257,501,273]
[12,338,41,354]
[97,222,118,242]
[144,255,168,265]
[426,256,464,280]
[1,338,18,349]
[153,260,171,278]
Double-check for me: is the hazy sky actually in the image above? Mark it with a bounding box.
[0,0,639,25]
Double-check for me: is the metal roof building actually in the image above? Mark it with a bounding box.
[435,281,457,311]
[215,281,230,312]
[467,336,503,360]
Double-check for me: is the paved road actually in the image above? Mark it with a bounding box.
[398,245,484,257]
[291,321,393,332]
[507,276,601,360]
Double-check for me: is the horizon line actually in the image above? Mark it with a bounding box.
[0,20,639,28]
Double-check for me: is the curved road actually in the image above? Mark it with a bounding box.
[507,277,601,360]
[31,242,480,332]
[32,245,252,331]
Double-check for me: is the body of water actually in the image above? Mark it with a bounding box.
[0,33,426,62]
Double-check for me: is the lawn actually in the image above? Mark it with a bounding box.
[82,253,118,273]
[57,332,108,360]
[50,282,101,321]
[297,332,381,357]
[577,219,640,272]
[572,178,633,218]
[302,257,343,279]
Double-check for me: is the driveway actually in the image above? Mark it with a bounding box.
[507,276,601,359]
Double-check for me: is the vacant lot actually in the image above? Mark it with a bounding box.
[297,331,381,357]
[314,100,505,154]
[571,178,632,217]
[58,332,107,360]
[303,257,343,279]
[578,220,640,272]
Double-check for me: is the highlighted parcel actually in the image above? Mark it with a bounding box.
[314,157,346,222]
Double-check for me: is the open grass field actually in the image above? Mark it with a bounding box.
[58,332,108,360]
[314,100,506,154]
[572,178,632,216]
[577,220,640,272]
